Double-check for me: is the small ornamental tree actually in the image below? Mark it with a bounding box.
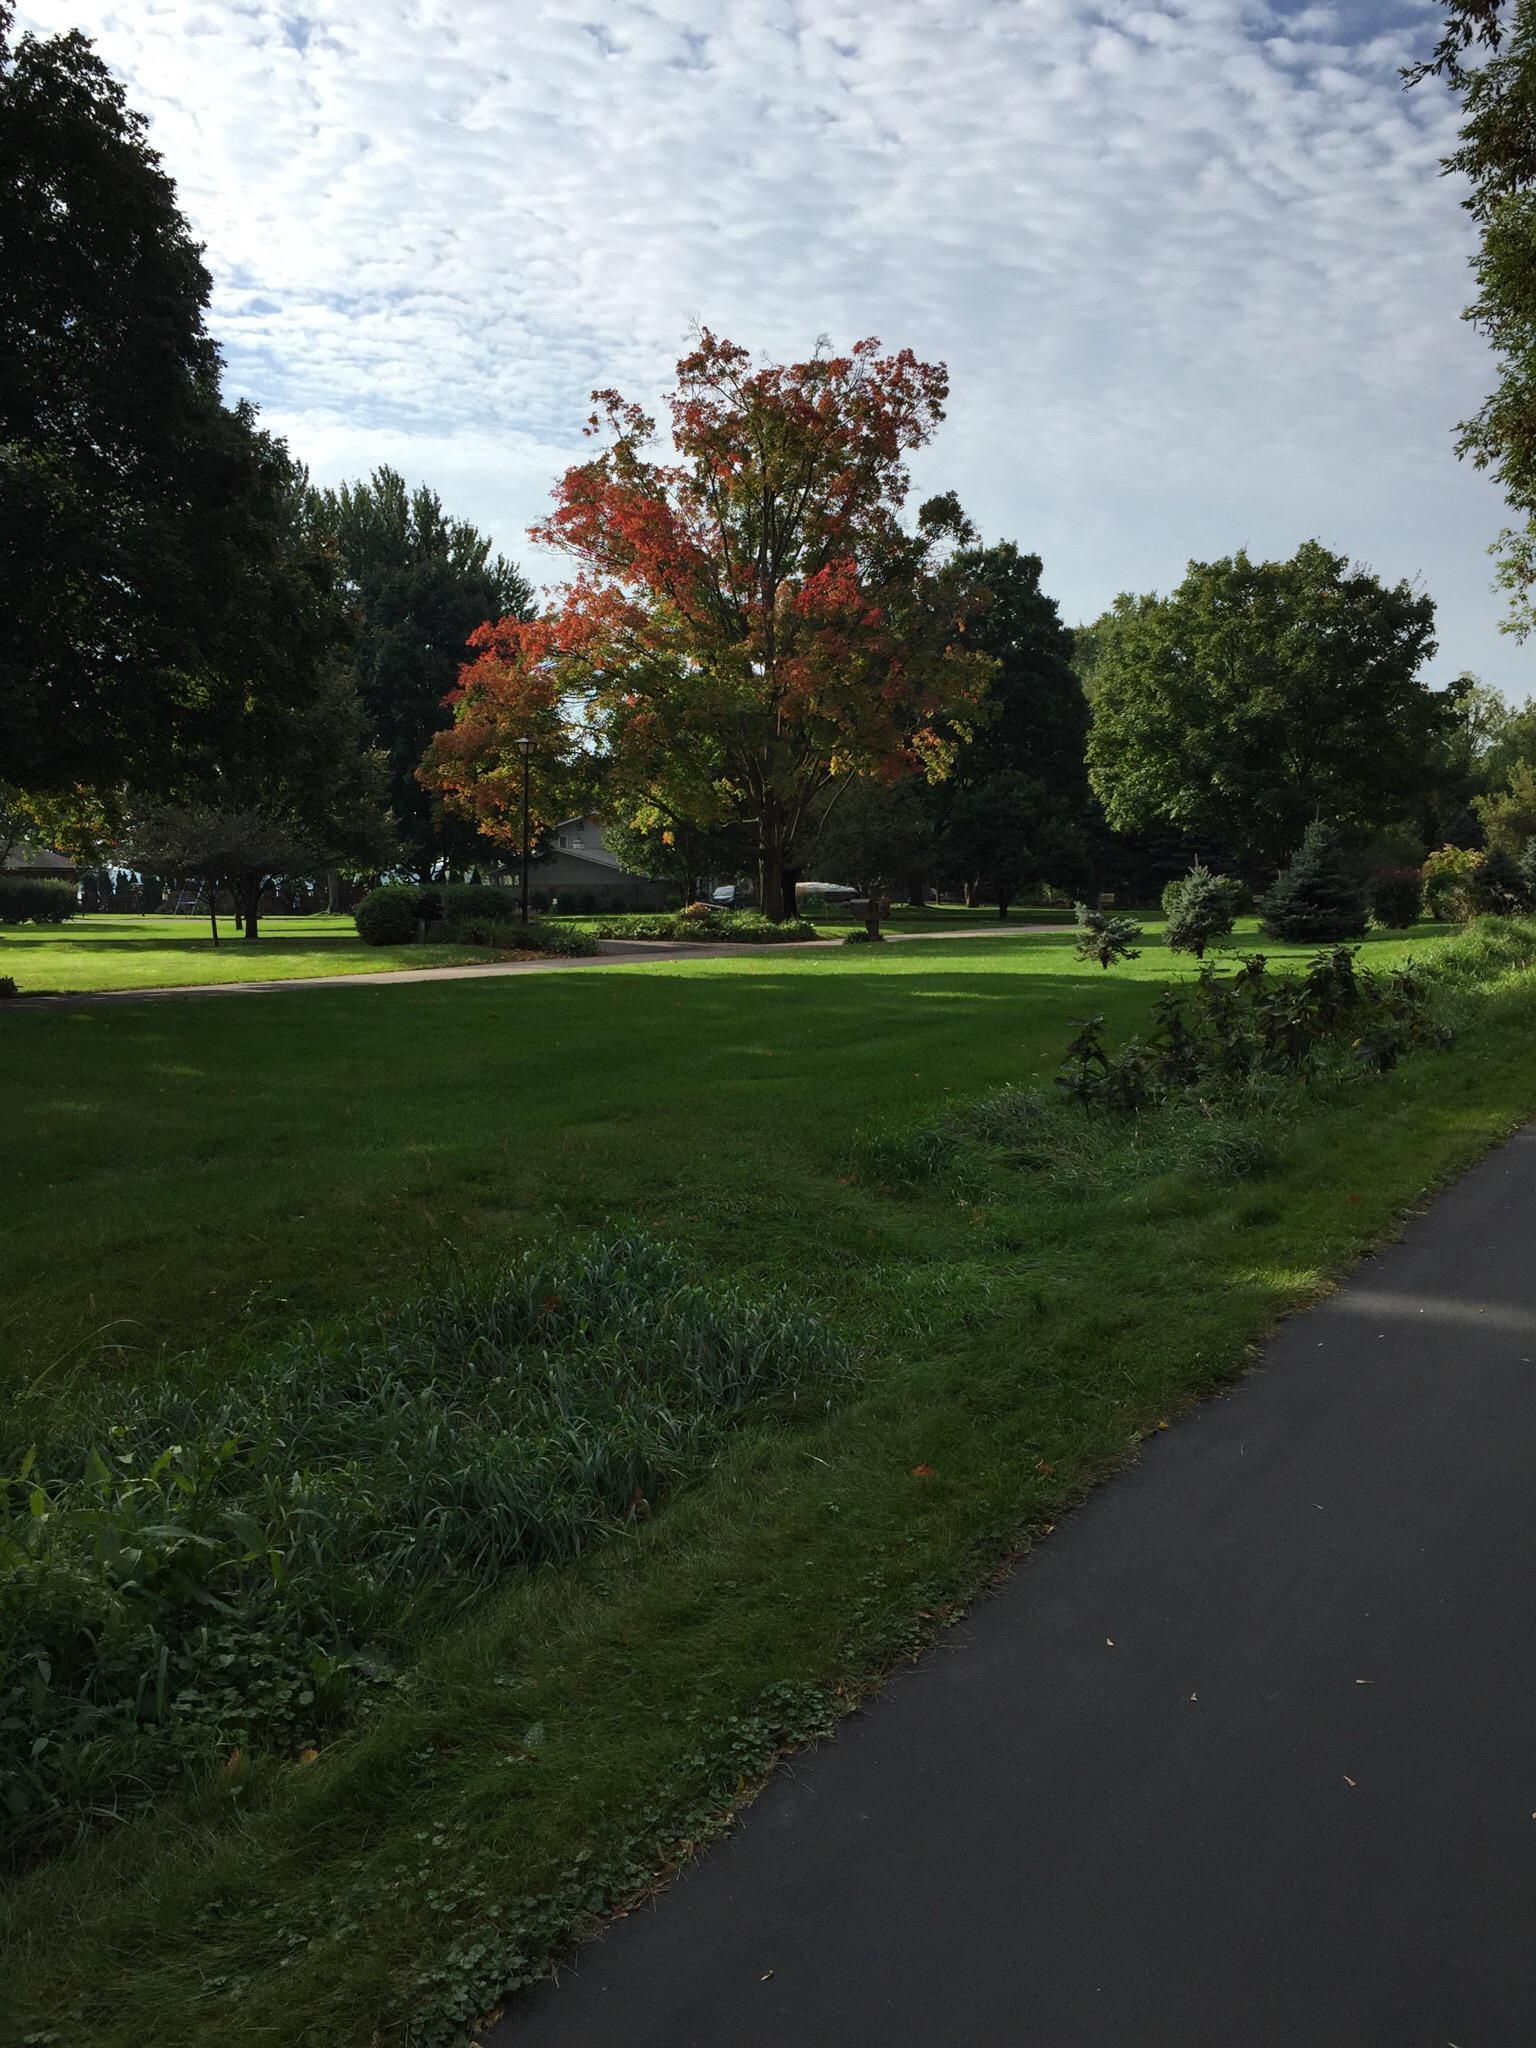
[1422,843,1484,921]
[1163,862,1242,958]
[1259,822,1369,942]
[1370,868,1425,928]
[1474,842,1531,912]
[1074,904,1143,969]
[1474,761,1536,855]
[421,332,995,918]
[128,805,309,947]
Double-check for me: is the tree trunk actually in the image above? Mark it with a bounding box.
[326,866,341,913]
[906,874,926,909]
[963,877,979,909]
[757,804,791,922]
[208,891,219,948]
[998,894,1011,920]
[243,873,262,941]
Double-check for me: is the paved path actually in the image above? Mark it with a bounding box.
[4,924,1070,1010]
[495,1124,1536,2048]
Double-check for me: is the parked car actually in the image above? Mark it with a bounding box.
[794,881,857,906]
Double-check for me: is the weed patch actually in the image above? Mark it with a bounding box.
[1,1237,849,1863]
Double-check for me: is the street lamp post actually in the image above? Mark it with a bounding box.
[515,736,531,925]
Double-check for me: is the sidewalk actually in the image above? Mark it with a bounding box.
[495,1124,1536,2047]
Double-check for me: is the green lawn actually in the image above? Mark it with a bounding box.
[0,903,1074,999]
[0,918,1446,1375]
[5,917,1535,2046]
[0,911,501,994]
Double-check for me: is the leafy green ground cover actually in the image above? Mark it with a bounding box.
[4,918,1535,2046]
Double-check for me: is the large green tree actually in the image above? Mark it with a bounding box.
[809,775,937,905]
[0,5,335,797]
[952,543,1089,798]
[1406,3,1536,632]
[309,469,533,876]
[925,541,1092,909]
[129,655,394,941]
[937,771,1089,917]
[1084,541,1454,870]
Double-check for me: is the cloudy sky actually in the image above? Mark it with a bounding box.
[20,0,1530,700]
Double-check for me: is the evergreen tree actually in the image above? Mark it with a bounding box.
[1163,862,1242,957]
[310,468,533,877]
[1259,823,1369,942]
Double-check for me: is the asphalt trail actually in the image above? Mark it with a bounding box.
[497,1124,1536,2048]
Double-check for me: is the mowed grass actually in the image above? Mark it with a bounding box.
[0,919,1447,1379]
[2,901,1075,999]
[0,911,500,995]
[5,917,1535,2047]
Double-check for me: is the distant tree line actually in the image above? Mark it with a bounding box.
[3,1,1533,938]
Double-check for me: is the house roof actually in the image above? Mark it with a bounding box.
[4,845,76,876]
[550,817,624,873]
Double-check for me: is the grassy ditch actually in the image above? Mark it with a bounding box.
[4,921,1536,2046]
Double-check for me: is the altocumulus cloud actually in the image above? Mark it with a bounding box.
[17,0,1525,694]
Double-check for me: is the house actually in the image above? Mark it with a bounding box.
[515,818,676,914]
[3,844,78,884]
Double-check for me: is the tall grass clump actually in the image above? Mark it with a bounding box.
[0,1235,849,1863]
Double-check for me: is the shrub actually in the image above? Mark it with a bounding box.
[436,882,519,923]
[1473,844,1531,914]
[1073,904,1143,969]
[355,883,527,946]
[0,877,76,925]
[720,910,819,943]
[0,1235,849,1860]
[354,885,426,946]
[1259,823,1368,942]
[432,916,600,958]
[1422,844,1483,923]
[525,920,599,956]
[842,929,882,945]
[1521,840,1536,904]
[435,916,520,951]
[1057,945,1448,1116]
[1370,868,1423,928]
[1163,863,1243,958]
[0,976,18,998]
[593,909,817,945]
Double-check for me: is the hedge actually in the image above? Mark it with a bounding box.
[0,877,77,924]
[353,884,524,946]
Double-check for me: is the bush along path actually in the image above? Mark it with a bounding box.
[5,920,1536,2048]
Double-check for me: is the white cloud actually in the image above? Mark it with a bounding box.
[17,0,1525,695]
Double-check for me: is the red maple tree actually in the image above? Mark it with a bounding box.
[421,332,994,917]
